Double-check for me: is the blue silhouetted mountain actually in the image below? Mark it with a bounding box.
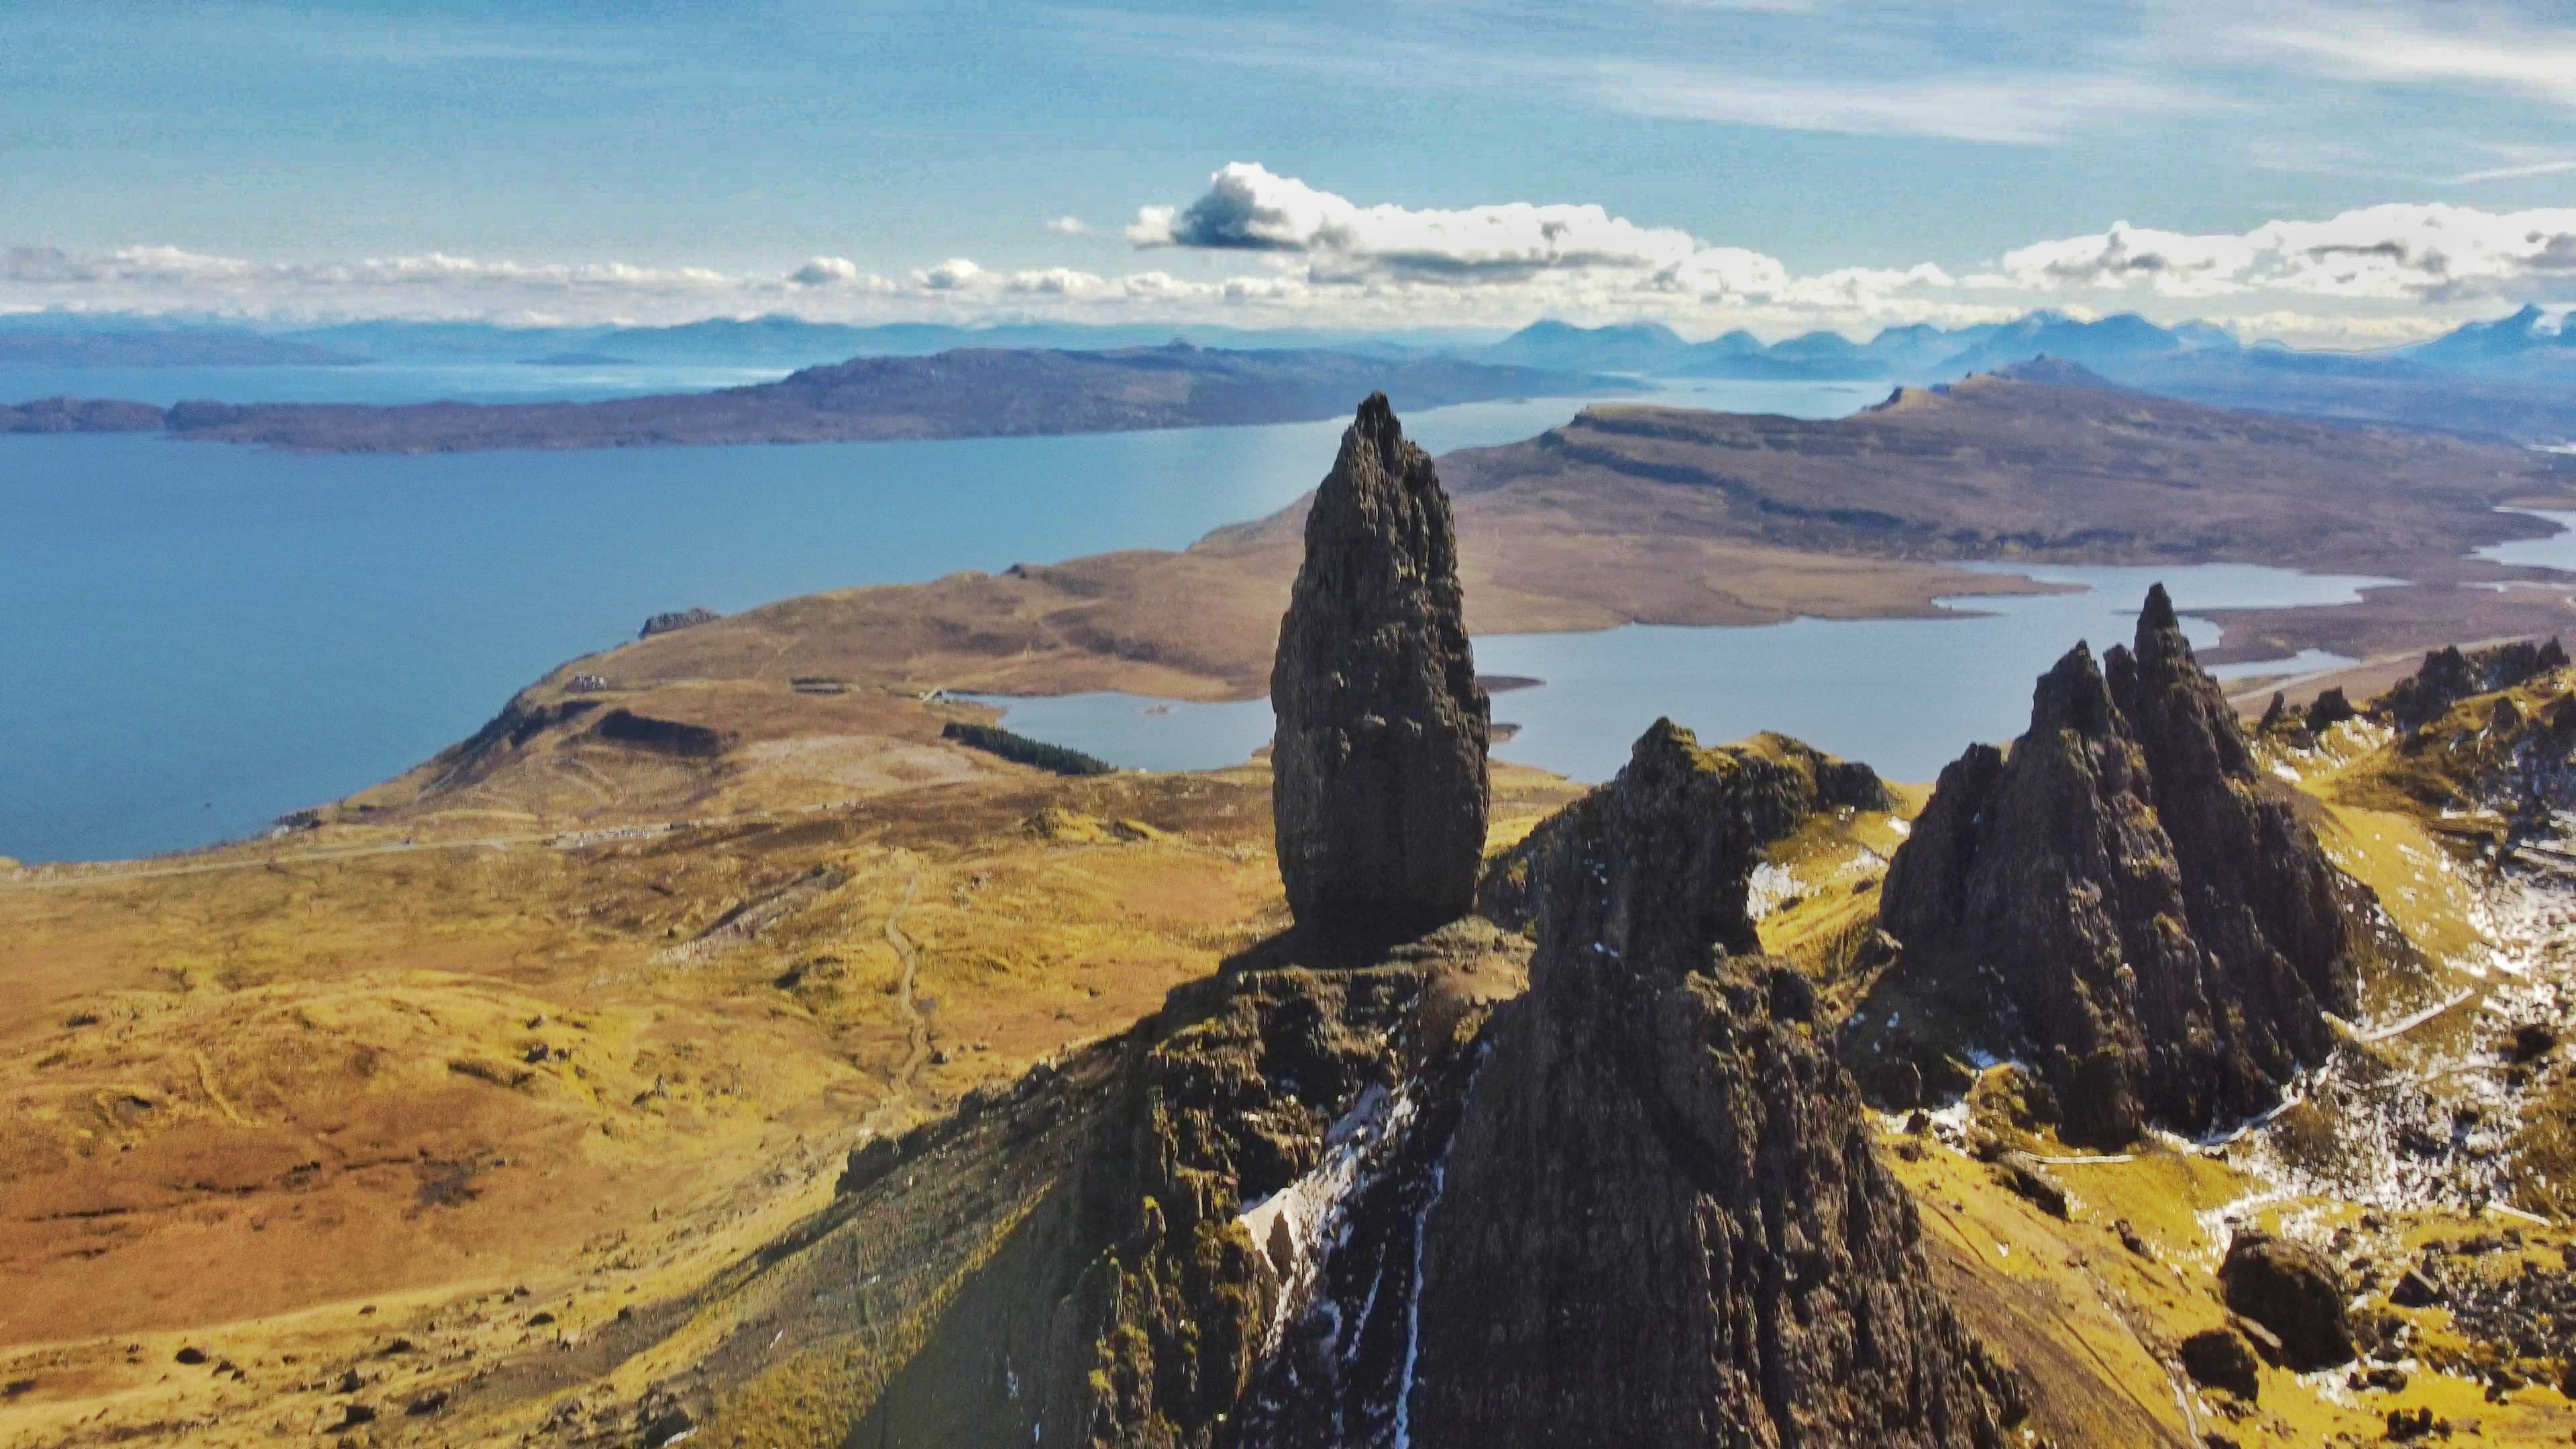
[1934,312,2233,379]
[2402,306,2576,377]
[1476,319,1696,374]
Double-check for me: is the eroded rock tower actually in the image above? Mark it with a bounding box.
[1271,393,1491,939]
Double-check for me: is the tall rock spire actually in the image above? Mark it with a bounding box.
[1270,393,1491,939]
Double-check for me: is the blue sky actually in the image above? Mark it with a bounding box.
[4,0,2573,342]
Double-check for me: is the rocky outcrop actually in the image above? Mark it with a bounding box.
[639,606,720,639]
[592,708,729,758]
[1476,727,1890,935]
[1407,720,2024,1448]
[1271,394,1491,939]
[2379,637,2568,732]
[1870,585,2367,1144]
[828,924,1521,1449]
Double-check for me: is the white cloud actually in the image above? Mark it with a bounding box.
[1590,63,2211,146]
[1006,267,1112,296]
[1128,162,1705,280]
[914,258,984,290]
[2449,154,2576,185]
[7,178,2570,347]
[2002,203,2576,304]
[1044,215,1091,235]
[2215,3,2576,110]
[789,255,894,289]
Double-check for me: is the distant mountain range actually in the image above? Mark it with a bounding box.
[7,303,2566,384]
[1462,308,2546,384]
[5,303,2570,443]
[1460,307,2576,443]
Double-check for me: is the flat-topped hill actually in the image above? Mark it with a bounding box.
[1439,366,2576,574]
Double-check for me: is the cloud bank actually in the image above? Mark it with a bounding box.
[1994,204,2576,304]
[7,168,2572,347]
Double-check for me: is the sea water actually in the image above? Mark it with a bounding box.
[0,379,1880,861]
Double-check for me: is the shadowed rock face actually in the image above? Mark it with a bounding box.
[1409,720,2023,1448]
[1271,393,1491,939]
[1877,585,2367,1144]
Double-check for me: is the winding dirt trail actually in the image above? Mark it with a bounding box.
[885,869,930,1093]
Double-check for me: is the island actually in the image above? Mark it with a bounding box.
[0,341,1612,452]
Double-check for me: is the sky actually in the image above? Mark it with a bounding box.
[3,0,2573,344]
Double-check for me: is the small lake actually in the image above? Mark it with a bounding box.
[1,378,1883,862]
[972,564,2396,788]
[2473,508,2576,573]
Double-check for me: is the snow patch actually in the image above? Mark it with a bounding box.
[1238,1083,1412,1354]
[1746,862,1801,921]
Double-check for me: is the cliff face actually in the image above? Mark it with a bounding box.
[833,928,1522,1449]
[1407,722,2023,1448]
[1874,586,2367,1144]
[1271,393,1491,940]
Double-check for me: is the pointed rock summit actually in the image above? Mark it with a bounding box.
[1271,393,1491,938]
[1874,584,2369,1144]
[1409,721,2023,1448]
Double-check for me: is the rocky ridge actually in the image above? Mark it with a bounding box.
[2380,638,2570,733]
[1409,720,2024,1448]
[1866,586,2371,1144]
[749,399,2044,1446]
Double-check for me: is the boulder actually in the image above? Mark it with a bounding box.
[2180,1326,2263,1399]
[2390,1266,2444,1308]
[1270,394,1490,939]
[2220,1231,2356,1371]
[1994,1152,2070,1218]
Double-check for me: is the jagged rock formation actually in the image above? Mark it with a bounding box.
[2307,686,2358,732]
[1870,585,2369,1144]
[2378,637,2568,732]
[761,725,2029,1448]
[1409,720,2025,1448]
[1271,393,1491,938]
